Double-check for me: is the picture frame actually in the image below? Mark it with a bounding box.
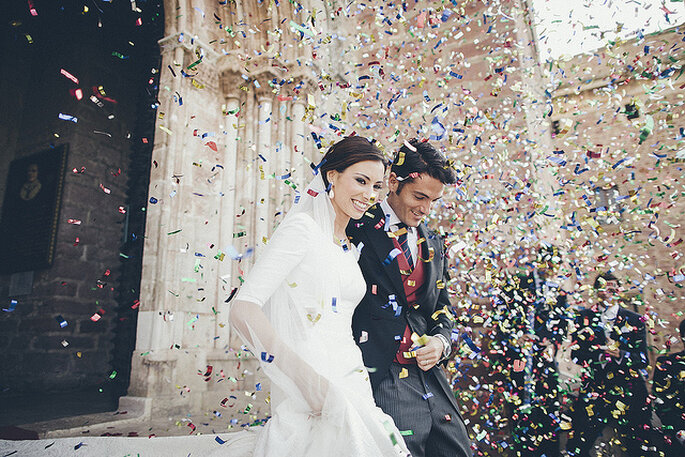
[0,144,69,274]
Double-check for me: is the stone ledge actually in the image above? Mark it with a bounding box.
[19,397,151,439]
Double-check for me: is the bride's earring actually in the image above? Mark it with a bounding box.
[329,186,335,200]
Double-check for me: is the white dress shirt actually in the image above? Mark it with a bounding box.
[380,199,418,266]
[601,302,620,340]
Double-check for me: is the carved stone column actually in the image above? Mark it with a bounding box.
[213,70,242,347]
[291,100,307,190]
[128,42,186,406]
[274,98,290,222]
[255,88,273,254]
[127,28,224,416]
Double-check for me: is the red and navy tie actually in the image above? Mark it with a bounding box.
[397,222,413,268]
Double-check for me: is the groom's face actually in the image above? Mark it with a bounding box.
[386,172,444,227]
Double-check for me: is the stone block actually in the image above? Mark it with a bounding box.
[69,350,111,375]
[0,333,9,349]
[31,280,79,298]
[79,318,110,333]
[0,317,18,333]
[18,316,72,333]
[49,258,101,283]
[21,352,72,376]
[32,334,95,351]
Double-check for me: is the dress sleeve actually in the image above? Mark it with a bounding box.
[229,212,330,414]
[237,212,316,307]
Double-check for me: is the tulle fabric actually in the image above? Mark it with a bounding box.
[221,174,410,457]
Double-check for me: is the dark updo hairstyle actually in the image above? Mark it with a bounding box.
[593,271,619,290]
[318,136,389,189]
[391,139,456,194]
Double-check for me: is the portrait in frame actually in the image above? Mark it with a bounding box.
[0,144,69,274]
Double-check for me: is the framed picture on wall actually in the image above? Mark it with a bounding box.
[0,144,68,274]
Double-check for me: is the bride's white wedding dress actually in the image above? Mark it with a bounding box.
[217,174,410,457]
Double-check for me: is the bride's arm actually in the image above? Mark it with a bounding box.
[227,213,329,413]
[229,299,329,413]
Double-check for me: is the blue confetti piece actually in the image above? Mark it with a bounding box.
[383,248,402,265]
[56,315,68,328]
[461,333,481,353]
[261,352,274,363]
[2,299,17,312]
[58,113,78,123]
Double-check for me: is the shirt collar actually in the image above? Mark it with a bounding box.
[380,199,414,233]
[601,303,620,321]
[380,199,400,227]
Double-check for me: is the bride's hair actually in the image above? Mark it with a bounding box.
[318,136,389,188]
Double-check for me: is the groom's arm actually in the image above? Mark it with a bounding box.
[416,238,455,371]
[429,238,456,343]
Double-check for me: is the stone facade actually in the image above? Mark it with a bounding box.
[127,0,329,419]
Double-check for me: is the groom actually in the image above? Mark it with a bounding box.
[348,139,472,457]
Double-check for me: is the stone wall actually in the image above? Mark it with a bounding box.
[0,2,162,396]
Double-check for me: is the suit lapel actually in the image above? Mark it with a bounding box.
[415,222,439,304]
[360,205,407,305]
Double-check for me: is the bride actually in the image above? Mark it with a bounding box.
[224,136,411,456]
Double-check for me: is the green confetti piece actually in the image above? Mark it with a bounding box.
[289,20,315,37]
[187,58,203,69]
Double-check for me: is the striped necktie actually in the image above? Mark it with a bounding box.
[396,223,413,268]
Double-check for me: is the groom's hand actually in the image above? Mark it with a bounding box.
[415,336,443,371]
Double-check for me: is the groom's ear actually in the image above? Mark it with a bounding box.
[387,172,399,194]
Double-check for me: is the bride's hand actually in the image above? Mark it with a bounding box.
[300,373,329,417]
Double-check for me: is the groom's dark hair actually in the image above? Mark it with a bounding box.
[319,136,388,189]
[391,139,456,194]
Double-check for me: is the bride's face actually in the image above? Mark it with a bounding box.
[327,160,385,220]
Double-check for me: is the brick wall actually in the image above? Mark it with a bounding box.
[549,27,685,363]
